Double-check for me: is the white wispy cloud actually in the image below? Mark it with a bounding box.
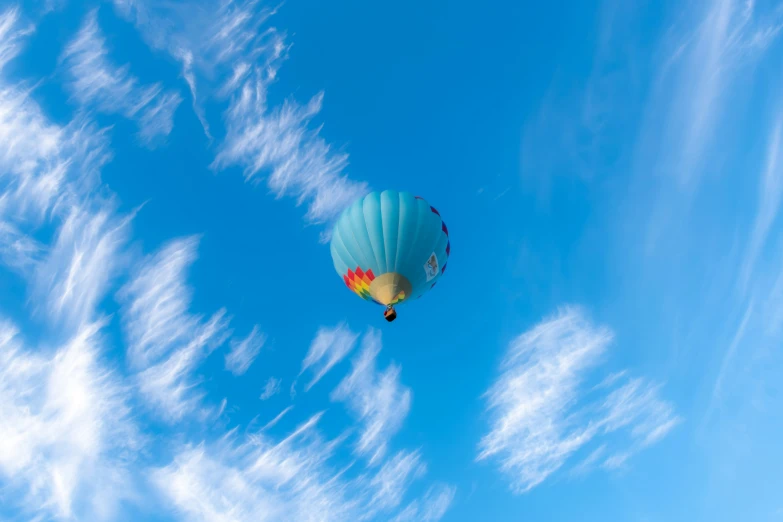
[764,264,783,336]
[0,6,33,73]
[119,236,214,367]
[0,220,42,274]
[176,47,212,139]
[225,324,266,376]
[738,112,783,294]
[0,88,112,225]
[477,306,680,494]
[134,310,230,422]
[112,0,368,229]
[118,236,231,421]
[623,0,783,256]
[524,0,783,198]
[647,0,783,186]
[260,405,293,431]
[364,449,426,513]
[391,484,457,522]
[152,411,451,522]
[570,444,607,478]
[703,300,755,429]
[600,376,682,448]
[300,323,359,391]
[212,74,369,226]
[477,307,611,492]
[260,376,282,400]
[32,205,131,331]
[60,9,182,146]
[110,0,285,128]
[601,451,630,471]
[0,319,139,520]
[152,413,358,522]
[0,10,114,228]
[331,328,412,465]
[0,82,66,221]
[0,21,141,518]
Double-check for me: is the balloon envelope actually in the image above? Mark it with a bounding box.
[330,190,450,308]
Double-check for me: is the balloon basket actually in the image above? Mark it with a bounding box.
[383,306,397,322]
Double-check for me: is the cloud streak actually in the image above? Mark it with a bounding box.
[364,449,426,513]
[0,320,139,521]
[113,0,286,139]
[225,325,266,376]
[61,10,182,146]
[477,307,680,493]
[0,15,142,519]
[118,236,230,421]
[0,221,42,274]
[646,0,783,186]
[151,413,358,521]
[32,206,131,331]
[300,323,359,391]
[0,6,33,73]
[0,86,112,225]
[0,10,114,230]
[112,0,368,229]
[212,74,369,226]
[260,376,282,400]
[738,112,783,294]
[391,484,457,522]
[152,411,452,522]
[331,328,412,465]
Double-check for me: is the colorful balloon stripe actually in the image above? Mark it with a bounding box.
[343,266,407,305]
[344,267,375,300]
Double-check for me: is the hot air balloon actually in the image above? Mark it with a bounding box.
[329,190,450,322]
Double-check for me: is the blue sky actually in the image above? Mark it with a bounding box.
[0,0,782,520]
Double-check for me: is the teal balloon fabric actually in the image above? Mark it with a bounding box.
[330,190,450,305]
